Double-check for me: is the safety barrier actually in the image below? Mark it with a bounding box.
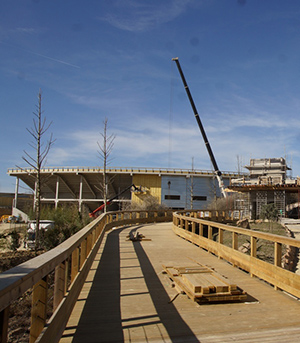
[0,209,172,343]
[173,211,300,299]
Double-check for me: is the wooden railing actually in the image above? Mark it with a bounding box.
[173,211,300,298]
[0,209,172,343]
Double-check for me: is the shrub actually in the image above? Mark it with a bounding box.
[260,203,278,231]
[28,204,92,250]
[7,230,21,251]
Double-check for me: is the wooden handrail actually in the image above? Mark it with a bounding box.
[0,209,172,343]
[173,211,300,299]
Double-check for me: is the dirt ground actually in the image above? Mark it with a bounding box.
[0,223,26,234]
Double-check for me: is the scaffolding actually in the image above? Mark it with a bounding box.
[274,190,286,218]
[256,191,268,219]
[234,192,250,219]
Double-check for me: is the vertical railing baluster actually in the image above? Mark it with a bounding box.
[218,228,224,259]
[80,239,87,269]
[71,247,79,284]
[54,262,66,311]
[232,232,238,250]
[30,276,48,343]
[0,306,9,343]
[274,242,282,289]
[199,223,203,237]
[192,221,196,234]
[250,236,257,277]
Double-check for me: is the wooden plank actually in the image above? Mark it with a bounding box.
[210,272,238,291]
[181,273,213,294]
[163,263,246,303]
[203,274,229,293]
[177,266,211,274]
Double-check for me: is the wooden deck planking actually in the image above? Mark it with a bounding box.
[60,222,300,343]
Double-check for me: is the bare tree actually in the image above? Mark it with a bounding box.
[97,118,115,212]
[21,89,55,249]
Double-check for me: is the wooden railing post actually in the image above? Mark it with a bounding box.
[86,233,92,256]
[250,236,257,277]
[185,220,189,231]
[64,258,69,294]
[92,229,96,246]
[232,232,238,267]
[274,242,282,267]
[54,262,66,311]
[232,232,238,250]
[218,228,224,244]
[0,306,9,343]
[199,223,203,237]
[192,221,196,234]
[71,247,79,284]
[274,242,282,290]
[80,239,87,269]
[251,236,257,258]
[208,225,212,240]
[218,228,224,259]
[30,276,48,343]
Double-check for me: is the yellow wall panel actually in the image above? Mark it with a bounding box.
[132,174,161,205]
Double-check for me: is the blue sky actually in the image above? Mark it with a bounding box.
[1,0,300,193]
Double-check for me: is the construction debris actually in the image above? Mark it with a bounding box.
[163,263,247,304]
[126,231,151,242]
[237,218,250,229]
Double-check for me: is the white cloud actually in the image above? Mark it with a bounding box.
[100,0,194,32]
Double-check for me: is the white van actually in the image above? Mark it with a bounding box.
[26,220,55,249]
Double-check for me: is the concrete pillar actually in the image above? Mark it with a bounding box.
[13,177,19,209]
[79,176,83,212]
[55,176,60,209]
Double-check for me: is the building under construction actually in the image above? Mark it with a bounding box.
[8,167,240,217]
[229,158,300,219]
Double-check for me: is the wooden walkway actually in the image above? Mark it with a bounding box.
[59,222,300,343]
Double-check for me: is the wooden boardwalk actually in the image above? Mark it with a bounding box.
[60,222,300,343]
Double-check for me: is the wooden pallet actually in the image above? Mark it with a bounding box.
[163,264,247,303]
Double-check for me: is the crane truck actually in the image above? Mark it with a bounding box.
[172,57,227,198]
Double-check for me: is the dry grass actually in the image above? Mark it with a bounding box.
[222,221,288,264]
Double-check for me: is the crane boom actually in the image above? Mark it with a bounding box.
[172,57,227,198]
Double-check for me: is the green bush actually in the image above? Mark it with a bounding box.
[28,204,92,250]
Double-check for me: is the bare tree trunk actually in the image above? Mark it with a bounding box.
[98,118,115,213]
[20,89,55,249]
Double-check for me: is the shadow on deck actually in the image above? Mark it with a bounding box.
[60,223,300,343]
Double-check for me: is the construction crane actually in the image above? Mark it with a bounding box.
[172,57,227,198]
